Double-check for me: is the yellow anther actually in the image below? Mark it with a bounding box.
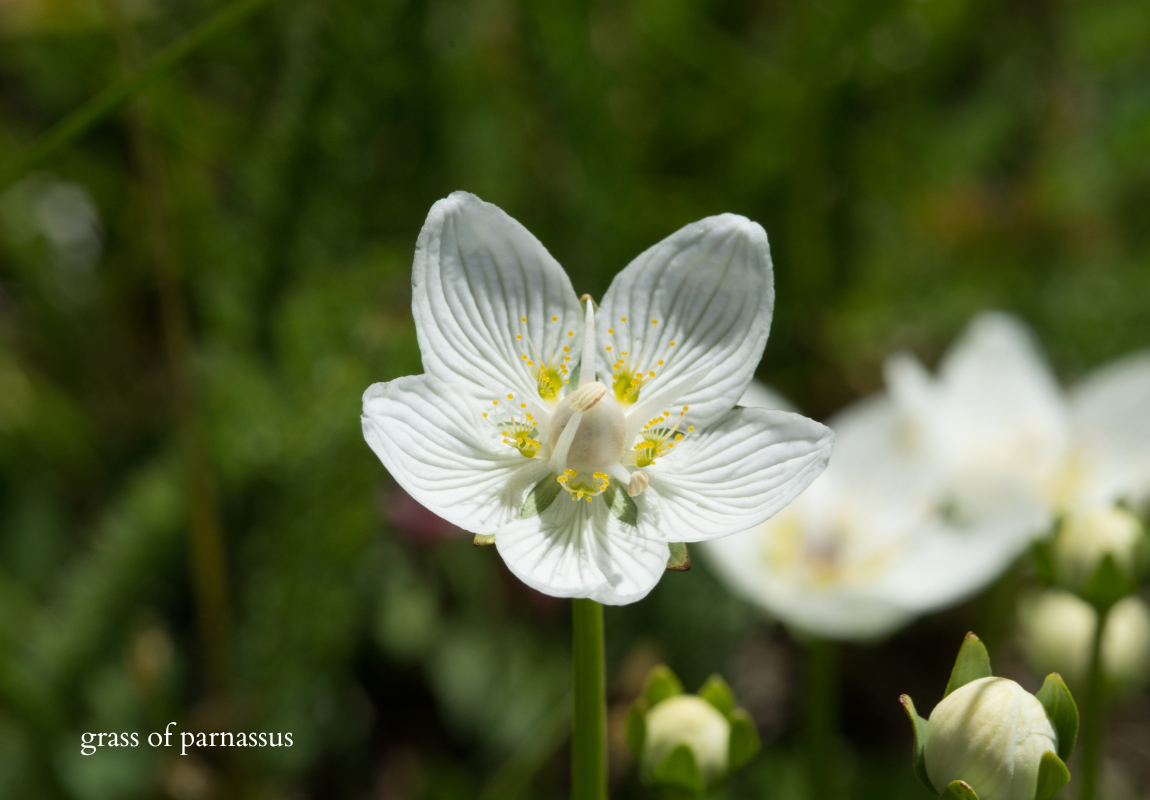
[516,334,523,340]
[521,316,527,323]
[552,315,558,322]
[493,400,499,405]
[669,341,676,347]
[507,394,514,400]
[608,328,615,334]
[521,354,528,360]
[620,317,627,322]
[651,319,658,325]
[563,346,570,352]
[568,331,574,337]
[648,371,655,377]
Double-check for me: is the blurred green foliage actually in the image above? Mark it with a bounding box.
[1,0,1148,797]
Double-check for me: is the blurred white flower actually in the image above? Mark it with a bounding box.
[886,311,1150,522]
[362,192,833,604]
[703,382,1036,640]
[1019,589,1150,694]
[924,676,1058,800]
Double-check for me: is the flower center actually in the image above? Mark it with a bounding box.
[516,315,575,403]
[634,406,693,468]
[484,393,541,459]
[607,316,676,405]
[548,381,626,499]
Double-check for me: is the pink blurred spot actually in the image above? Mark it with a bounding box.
[381,484,464,544]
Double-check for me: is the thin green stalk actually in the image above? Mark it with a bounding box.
[803,637,838,800]
[1078,605,1110,800]
[101,0,232,691]
[572,598,607,800]
[0,0,280,191]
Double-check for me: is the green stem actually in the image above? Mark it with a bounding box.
[1078,604,1110,800]
[0,0,280,191]
[572,598,607,800]
[803,637,838,800]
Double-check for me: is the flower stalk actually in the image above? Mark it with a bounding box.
[803,637,838,799]
[1077,605,1110,800]
[572,599,607,800]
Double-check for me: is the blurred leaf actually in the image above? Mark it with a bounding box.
[1034,751,1070,800]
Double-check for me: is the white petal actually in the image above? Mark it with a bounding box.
[888,312,1069,499]
[496,496,670,605]
[643,407,833,542]
[1068,349,1150,509]
[362,375,548,535]
[413,191,583,401]
[598,214,774,427]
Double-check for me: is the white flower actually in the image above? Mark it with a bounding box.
[886,311,1150,523]
[703,382,1036,640]
[924,677,1058,800]
[1019,589,1150,693]
[361,192,833,604]
[641,695,730,787]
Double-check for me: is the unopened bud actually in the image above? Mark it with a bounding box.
[642,695,730,787]
[925,677,1057,800]
[1054,506,1143,590]
[1020,590,1150,694]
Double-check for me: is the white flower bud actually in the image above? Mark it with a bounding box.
[924,677,1057,800]
[1054,506,1143,589]
[1020,590,1150,693]
[642,695,730,786]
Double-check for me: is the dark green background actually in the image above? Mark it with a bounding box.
[1,0,1148,796]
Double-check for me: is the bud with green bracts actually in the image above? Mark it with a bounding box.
[625,665,760,795]
[900,632,1079,800]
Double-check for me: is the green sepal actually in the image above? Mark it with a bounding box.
[1035,673,1078,760]
[624,702,646,756]
[944,632,992,697]
[472,533,496,546]
[945,780,979,799]
[1034,750,1070,800]
[1080,552,1134,612]
[643,664,683,708]
[651,743,705,794]
[602,479,638,527]
[727,709,760,770]
[520,475,561,519]
[666,542,691,571]
[900,694,936,794]
[697,674,734,717]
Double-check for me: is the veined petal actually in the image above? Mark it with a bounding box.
[413,191,583,402]
[598,214,774,427]
[362,375,548,535]
[643,407,833,542]
[1068,349,1150,509]
[496,496,670,605]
